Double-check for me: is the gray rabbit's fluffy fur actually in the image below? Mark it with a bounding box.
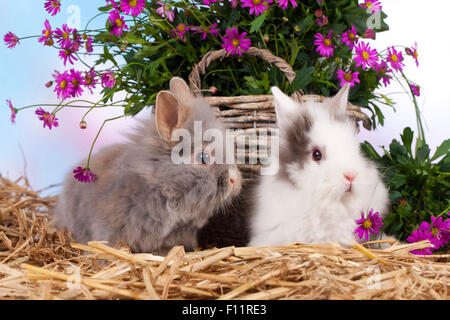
[54,78,241,255]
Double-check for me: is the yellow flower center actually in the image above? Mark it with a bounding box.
[362,51,369,60]
[64,49,71,56]
[177,24,186,32]
[62,32,69,39]
[53,1,59,8]
[362,220,372,229]
[252,0,262,4]
[232,38,240,47]
[71,79,79,87]
[413,51,418,59]
[432,228,439,237]
[46,38,54,46]
[324,39,331,47]
[115,18,123,27]
[129,0,137,7]
[366,1,373,8]
[344,73,353,81]
[45,30,51,37]
[60,80,67,89]
[348,32,355,40]
[391,54,398,62]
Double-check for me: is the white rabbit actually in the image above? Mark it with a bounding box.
[249,84,390,247]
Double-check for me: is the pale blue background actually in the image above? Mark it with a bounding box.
[1,0,449,196]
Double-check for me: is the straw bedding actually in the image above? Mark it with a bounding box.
[0,175,448,300]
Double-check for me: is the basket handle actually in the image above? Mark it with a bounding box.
[188,47,303,102]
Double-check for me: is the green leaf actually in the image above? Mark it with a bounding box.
[134,43,167,59]
[431,139,450,162]
[416,143,430,164]
[250,11,268,33]
[287,65,315,93]
[360,141,381,161]
[400,127,414,156]
[390,174,407,188]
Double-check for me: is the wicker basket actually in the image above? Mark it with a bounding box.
[188,47,371,248]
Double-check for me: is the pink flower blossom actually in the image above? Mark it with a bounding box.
[276,0,297,10]
[35,107,59,130]
[6,100,16,124]
[373,61,392,87]
[38,20,53,46]
[359,0,382,14]
[58,46,79,66]
[363,28,375,39]
[406,229,435,255]
[386,46,405,72]
[354,41,378,70]
[73,166,97,183]
[171,24,189,42]
[192,23,219,40]
[4,32,19,49]
[44,0,62,16]
[313,30,335,58]
[156,1,175,22]
[316,15,328,26]
[241,0,273,16]
[101,71,116,88]
[85,36,93,53]
[120,0,146,17]
[354,209,383,241]
[84,70,98,94]
[419,216,449,249]
[336,70,360,88]
[68,69,85,98]
[405,42,419,67]
[410,84,420,97]
[341,25,358,51]
[108,10,129,37]
[54,71,73,99]
[221,28,251,56]
[55,24,73,48]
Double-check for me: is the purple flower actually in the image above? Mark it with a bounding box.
[58,47,79,66]
[35,108,59,130]
[192,23,219,40]
[108,9,129,37]
[54,71,72,99]
[222,28,251,56]
[410,84,420,97]
[6,100,16,124]
[341,25,358,51]
[44,0,61,16]
[354,41,379,70]
[84,70,98,94]
[68,69,85,98]
[354,209,384,241]
[363,28,375,39]
[101,71,116,88]
[156,1,175,22]
[419,216,450,249]
[313,30,335,58]
[386,46,405,72]
[85,36,93,53]
[171,24,189,42]
[120,0,146,17]
[4,32,19,49]
[373,60,392,87]
[405,42,419,67]
[336,70,360,88]
[316,15,328,26]
[38,20,53,46]
[359,0,382,14]
[55,24,73,48]
[241,0,273,16]
[406,229,435,256]
[276,0,297,10]
[73,166,97,183]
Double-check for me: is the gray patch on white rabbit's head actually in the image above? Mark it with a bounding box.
[277,111,313,185]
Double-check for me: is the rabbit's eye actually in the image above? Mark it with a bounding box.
[196,151,211,165]
[312,148,322,162]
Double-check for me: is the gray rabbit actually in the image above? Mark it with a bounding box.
[54,77,242,255]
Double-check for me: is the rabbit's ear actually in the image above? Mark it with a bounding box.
[155,90,183,142]
[271,86,299,127]
[169,77,192,102]
[330,83,349,115]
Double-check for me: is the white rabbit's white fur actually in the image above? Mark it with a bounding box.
[249,85,390,247]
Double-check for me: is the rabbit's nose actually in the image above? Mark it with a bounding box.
[344,172,356,182]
